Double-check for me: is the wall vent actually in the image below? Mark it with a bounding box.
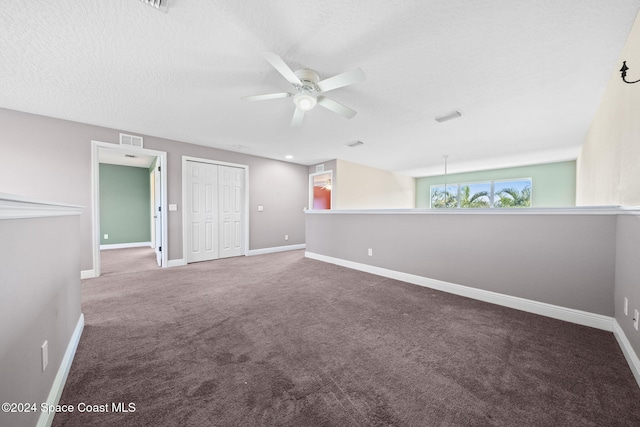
[120,133,143,148]
[316,164,325,173]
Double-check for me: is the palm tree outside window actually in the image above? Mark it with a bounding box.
[430,178,531,209]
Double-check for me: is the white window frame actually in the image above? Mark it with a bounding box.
[430,177,533,209]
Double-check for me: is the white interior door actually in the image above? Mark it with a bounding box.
[218,165,244,258]
[153,163,162,266]
[186,161,219,263]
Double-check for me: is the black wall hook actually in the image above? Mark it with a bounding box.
[620,61,640,84]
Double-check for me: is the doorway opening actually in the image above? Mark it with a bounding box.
[91,141,168,277]
[309,170,333,210]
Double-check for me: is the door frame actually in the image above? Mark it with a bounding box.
[91,140,168,277]
[309,170,333,210]
[181,155,250,263]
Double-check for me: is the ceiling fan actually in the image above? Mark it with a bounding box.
[242,52,365,127]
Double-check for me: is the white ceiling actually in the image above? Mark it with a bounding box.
[1,0,638,176]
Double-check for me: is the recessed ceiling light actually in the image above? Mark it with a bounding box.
[285,155,293,159]
[435,110,462,123]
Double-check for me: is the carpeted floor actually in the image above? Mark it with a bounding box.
[100,247,160,276]
[54,250,640,426]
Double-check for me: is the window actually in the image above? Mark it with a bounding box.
[430,178,532,208]
[493,179,531,208]
[430,184,458,208]
[459,182,491,208]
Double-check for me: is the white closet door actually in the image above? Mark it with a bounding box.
[186,161,219,263]
[218,165,244,258]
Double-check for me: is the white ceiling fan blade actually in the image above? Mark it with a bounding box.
[317,96,357,119]
[291,107,305,127]
[262,52,302,86]
[242,92,292,102]
[317,68,365,92]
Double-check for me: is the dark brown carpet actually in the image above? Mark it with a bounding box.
[54,250,640,426]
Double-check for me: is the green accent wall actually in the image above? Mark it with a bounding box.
[99,163,151,245]
[415,161,576,208]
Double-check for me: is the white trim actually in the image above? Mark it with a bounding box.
[80,270,96,279]
[167,258,187,267]
[248,244,306,256]
[305,252,614,331]
[181,156,250,264]
[100,241,152,250]
[613,319,640,389]
[0,193,83,220]
[36,313,84,427]
[304,206,631,216]
[91,141,168,277]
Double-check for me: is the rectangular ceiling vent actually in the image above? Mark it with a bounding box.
[347,140,364,148]
[138,0,169,13]
[435,110,462,123]
[119,133,143,148]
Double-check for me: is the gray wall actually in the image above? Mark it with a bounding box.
[0,214,82,427]
[615,214,640,354]
[305,211,617,316]
[0,108,308,269]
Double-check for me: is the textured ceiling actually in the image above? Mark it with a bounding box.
[1,0,638,176]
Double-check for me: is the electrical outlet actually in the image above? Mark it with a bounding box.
[634,310,639,331]
[104,234,109,240]
[368,248,373,256]
[41,341,48,372]
[624,297,629,316]
[285,235,289,241]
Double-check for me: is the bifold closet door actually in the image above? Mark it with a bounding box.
[218,165,244,258]
[186,161,219,263]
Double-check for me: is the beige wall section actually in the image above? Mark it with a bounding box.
[576,11,640,376]
[333,159,415,209]
[577,11,640,206]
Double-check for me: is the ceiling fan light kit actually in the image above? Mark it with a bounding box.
[293,92,317,111]
[243,52,365,127]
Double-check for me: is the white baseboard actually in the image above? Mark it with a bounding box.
[37,313,84,427]
[613,319,640,389]
[167,258,186,267]
[248,244,306,256]
[305,252,613,332]
[80,269,96,279]
[100,242,152,250]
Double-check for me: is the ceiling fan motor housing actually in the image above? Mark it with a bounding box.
[294,69,320,92]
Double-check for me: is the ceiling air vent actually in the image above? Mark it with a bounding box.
[347,140,364,148]
[138,0,169,13]
[435,110,462,123]
[119,133,143,148]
